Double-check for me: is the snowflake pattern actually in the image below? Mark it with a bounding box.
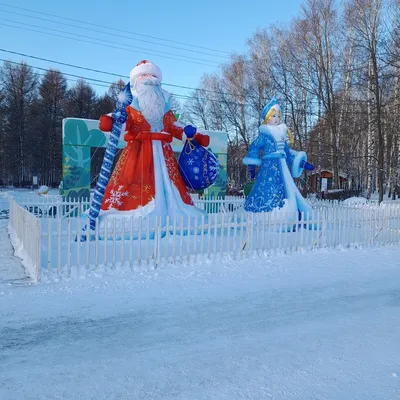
[244,158,286,212]
[162,142,193,204]
[244,130,288,213]
[187,158,194,165]
[105,185,129,209]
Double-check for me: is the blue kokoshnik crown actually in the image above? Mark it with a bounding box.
[260,97,279,121]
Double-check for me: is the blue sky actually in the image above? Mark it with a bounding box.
[0,0,303,98]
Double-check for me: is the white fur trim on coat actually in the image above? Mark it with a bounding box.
[291,151,307,178]
[243,157,262,166]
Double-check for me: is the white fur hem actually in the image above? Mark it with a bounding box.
[243,157,262,166]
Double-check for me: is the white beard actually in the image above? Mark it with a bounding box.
[131,77,165,131]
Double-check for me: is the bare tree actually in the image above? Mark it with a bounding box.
[0,84,6,184]
[221,55,252,148]
[386,0,400,198]
[246,29,273,128]
[184,0,398,197]
[346,0,386,202]
[297,0,344,188]
[185,85,211,130]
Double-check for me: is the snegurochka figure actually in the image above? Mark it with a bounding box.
[243,98,314,227]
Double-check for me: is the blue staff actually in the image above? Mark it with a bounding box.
[80,83,132,241]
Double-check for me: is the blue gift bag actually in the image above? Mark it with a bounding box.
[178,138,218,190]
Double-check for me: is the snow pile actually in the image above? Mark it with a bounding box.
[36,185,49,195]
[0,192,9,219]
[343,196,368,205]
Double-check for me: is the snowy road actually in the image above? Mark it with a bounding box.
[1,248,400,399]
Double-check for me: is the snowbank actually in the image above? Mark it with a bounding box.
[343,196,368,205]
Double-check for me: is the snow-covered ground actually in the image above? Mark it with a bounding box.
[370,191,400,204]
[1,246,400,399]
[1,188,400,398]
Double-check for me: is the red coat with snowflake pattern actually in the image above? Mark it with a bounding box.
[100,108,193,212]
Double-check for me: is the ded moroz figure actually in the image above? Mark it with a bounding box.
[97,60,210,222]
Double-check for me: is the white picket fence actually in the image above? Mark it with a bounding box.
[13,194,384,219]
[306,198,379,208]
[8,193,400,282]
[15,195,246,219]
[39,203,400,281]
[8,197,42,282]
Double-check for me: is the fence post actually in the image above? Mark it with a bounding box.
[154,216,161,268]
[35,217,42,282]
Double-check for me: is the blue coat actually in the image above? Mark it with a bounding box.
[243,123,312,216]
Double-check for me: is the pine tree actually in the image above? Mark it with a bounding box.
[35,69,67,186]
[0,61,38,186]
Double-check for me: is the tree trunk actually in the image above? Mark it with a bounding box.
[367,58,375,200]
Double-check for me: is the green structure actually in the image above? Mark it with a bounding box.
[62,118,228,201]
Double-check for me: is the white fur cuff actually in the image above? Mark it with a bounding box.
[243,157,262,166]
[291,151,307,178]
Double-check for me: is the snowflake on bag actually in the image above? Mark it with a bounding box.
[105,185,129,209]
[209,163,218,173]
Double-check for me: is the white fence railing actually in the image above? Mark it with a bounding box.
[14,196,246,219]
[40,204,400,280]
[8,197,42,282]
[12,194,391,219]
[8,193,400,282]
[306,198,380,208]
[12,194,388,215]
